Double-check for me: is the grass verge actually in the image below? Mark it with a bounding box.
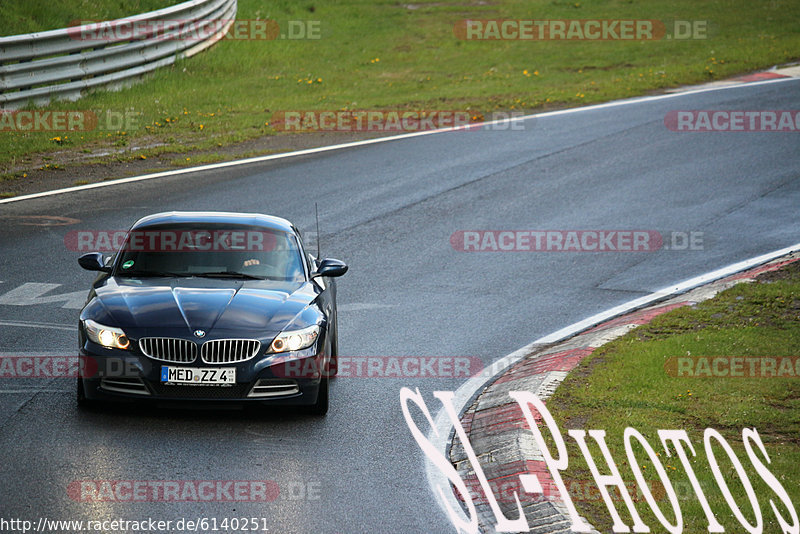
[547,260,800,532]
[0,0,177,35]
[1,0,799,186]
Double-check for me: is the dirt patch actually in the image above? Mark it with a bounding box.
[757,260,800,283]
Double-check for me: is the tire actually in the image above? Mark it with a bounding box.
[307,377,329,415]
[76,377,96,409]
[328,344,338,378]
[328,316,339,377]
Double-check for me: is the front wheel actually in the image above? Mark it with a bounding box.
[307,377,329,415]
[76,377,97,409]
[328,315,339,377]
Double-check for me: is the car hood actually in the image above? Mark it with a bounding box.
[89,277,319,338]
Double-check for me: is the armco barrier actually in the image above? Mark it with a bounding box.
[0,0,236,109]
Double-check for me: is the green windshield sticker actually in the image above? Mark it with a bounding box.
[122,260,134,269]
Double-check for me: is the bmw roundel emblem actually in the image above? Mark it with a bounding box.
[194,330,206,338]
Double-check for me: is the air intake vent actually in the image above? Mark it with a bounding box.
[201,339,261,364]
[248,379,300,398]
[100,377,150,396]
[139,337,197,363]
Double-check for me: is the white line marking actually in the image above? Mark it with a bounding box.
[0,283,86,309]
[338,302,395,312]
[426,242,800,531]
[0,352,70,356]
[0,320,75,331]
[1,77,795,205]
[0,389,67,394]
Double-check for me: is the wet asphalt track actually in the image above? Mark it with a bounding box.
[0,79,799,533]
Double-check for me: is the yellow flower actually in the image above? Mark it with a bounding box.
[139,155,147,160]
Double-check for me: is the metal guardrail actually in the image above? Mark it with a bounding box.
[0,0,236,109]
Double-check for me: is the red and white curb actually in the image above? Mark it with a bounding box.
[426,244,800,533]
[664,63,800,94]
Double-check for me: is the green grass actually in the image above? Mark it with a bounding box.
[1,0,800,171]
[0,0,177,35]
[547,261,800,532]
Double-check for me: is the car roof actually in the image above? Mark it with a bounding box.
[129,211,297,234]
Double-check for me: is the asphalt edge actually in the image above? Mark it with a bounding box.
[1,71,797,205]
[427,243,800,533]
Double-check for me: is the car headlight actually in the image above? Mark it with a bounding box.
[269,325,320,353]
[83,319,130,350]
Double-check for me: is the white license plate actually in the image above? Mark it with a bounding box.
[160,366,236,385]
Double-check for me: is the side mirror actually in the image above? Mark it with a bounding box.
[311,258,348,279]
[78,252,111,272]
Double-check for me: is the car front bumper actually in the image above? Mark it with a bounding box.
[78,342,327,406]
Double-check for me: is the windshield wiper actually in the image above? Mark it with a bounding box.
[193,271,266,280]
[118,269,188,277]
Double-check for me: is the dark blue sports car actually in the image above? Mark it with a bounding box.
[77,211,347,415]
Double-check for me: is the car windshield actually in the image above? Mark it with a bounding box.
[113,223,305,282]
